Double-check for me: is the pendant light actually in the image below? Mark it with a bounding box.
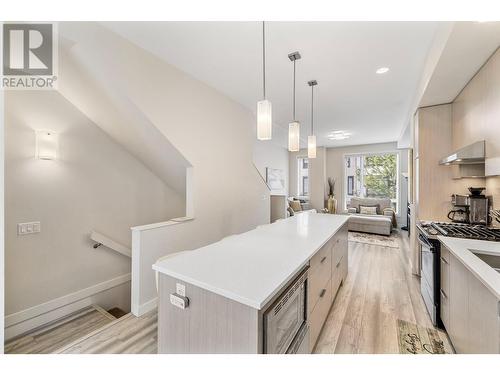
[307,80,317,158]
[257,21,272,140]
[288,51,301,152]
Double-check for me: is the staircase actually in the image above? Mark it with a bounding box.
[4,305,118,354]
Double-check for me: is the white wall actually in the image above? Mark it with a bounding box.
[4,90,184,319]
[253,140,289,195]
[326,142,409,225]
[0,77,4,352]
[56,23,271,314]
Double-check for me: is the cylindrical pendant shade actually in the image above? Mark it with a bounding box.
[257,100,272,140]
[288,121,300,152]
[308,135,317,158]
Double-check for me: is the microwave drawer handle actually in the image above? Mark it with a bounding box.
[319,289,326,298]
[320,256,327,264]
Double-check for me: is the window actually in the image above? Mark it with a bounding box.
[344,152,399,213]
[297,157,309,197]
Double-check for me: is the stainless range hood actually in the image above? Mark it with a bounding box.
[439,141,485,165]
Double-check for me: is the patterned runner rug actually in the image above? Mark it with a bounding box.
[348,231,399,248]
[397,319,454,354]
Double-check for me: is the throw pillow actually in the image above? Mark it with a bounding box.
[289,200,302,212]
[360,205,378,215]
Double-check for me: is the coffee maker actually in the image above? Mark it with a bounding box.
[468,187,490,225]
[448,194,470,223]
[448,188,491,225]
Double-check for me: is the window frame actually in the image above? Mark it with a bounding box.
[343,150,400,215]
[297,156,309,198]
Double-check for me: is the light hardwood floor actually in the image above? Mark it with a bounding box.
[314,231,434,354]
[58,309,157,354]
[5,306,116,354]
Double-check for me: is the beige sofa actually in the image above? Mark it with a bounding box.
[346,197,396,236]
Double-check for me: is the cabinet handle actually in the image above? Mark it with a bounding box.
[319,289,326,298]
[440,257,449,265]
[440,289,448,299]
[320,256,327,264]
[336,256,343,268]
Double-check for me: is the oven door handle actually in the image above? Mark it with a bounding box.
[418,235,433,252]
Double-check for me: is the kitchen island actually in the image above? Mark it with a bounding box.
[153,212,349,353]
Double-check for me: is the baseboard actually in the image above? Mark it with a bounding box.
[132,297,157,317]
[5,273,131,341]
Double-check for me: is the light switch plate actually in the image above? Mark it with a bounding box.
[176,283,186,297]
[18,221,41,235]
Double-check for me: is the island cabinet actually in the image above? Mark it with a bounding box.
[308,223,348,350]
[154,213,350,354]
[442,244,500,353]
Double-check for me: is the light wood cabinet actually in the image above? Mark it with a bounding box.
[467,272,500,353]
[308,222,348,351]
[446,248,500,353]
[439,247,450,329]
[448,252,469,353]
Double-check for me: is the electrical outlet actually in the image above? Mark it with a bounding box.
[18,221,41,235]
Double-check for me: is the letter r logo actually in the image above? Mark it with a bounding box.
[3,24,53,76]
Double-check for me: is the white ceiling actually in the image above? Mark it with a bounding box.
[104,22,442,148]
[420,22,500,107]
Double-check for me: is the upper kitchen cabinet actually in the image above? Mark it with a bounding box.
[453,48,500,177]
[413,104,454,221]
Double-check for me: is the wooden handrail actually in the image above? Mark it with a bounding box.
[90,231,131,258]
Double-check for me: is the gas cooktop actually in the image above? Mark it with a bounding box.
[418,222,500,242]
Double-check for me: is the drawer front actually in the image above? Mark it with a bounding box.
[331,266,341,302]
[332,224,348,266]
[440,287,450,330]
[440,251,450,295]
[441,245,450,263]
[308,249,332,314]
[309,278,333,350]
[310,240,333,270]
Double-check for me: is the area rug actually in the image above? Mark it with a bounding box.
[348,231,399,248]
[397,319,454,354]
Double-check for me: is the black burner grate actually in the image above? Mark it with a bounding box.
[431,223,500,241]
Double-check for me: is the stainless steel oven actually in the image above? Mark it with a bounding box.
[263,268,308,354]
[418,232,440,327]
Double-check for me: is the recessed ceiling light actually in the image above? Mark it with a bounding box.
[327,131,351,140]
[376,67,390,74]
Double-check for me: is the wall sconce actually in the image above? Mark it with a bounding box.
[35,130,58,160]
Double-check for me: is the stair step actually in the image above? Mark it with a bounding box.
[4,305,117,354]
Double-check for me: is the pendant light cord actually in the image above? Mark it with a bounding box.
[311,84,314,135]
[262,21,266,100]
[293,59,296,121]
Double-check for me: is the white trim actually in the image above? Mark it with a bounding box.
[4,273,131,340]
[131,217,194,232]
[133,297,157,317]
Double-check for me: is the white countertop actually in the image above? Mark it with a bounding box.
[438,236,500,299]
[153,212,349,309]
